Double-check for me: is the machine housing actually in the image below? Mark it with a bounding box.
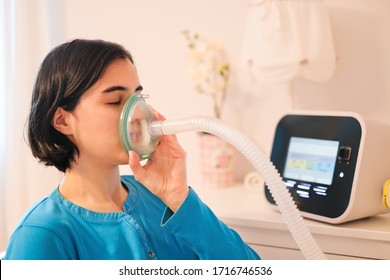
[265,111,390,224]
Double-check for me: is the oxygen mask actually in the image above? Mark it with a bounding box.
[119,93,160,159]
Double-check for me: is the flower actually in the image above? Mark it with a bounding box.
[182,30,230,119]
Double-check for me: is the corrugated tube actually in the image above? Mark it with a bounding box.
[150,116,327,260]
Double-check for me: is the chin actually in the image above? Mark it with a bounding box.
[114,149,129,164]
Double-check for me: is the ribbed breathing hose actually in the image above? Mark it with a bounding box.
[150,116,327,260]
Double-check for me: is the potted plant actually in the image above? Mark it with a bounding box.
[182,30,230,119]
[182,31,235,187]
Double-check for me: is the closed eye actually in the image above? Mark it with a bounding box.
[108,100,122,106]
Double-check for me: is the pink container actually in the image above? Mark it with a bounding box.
[198,133,236,187]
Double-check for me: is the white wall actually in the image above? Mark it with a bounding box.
[58,0,390,185]
[59,0,253,185]
[295,0,390,120]
[3,0,390,249]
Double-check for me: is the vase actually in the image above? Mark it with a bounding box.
[198,133,236,188]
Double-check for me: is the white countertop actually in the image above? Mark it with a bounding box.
[194,184,390,259]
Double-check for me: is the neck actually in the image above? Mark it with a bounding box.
[59,162,128,213]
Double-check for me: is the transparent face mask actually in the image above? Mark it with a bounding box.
[119,93,159,159]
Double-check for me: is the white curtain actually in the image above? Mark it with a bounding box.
[0,0,65,251]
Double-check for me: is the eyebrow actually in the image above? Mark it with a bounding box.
[134,85,143,93]
[102,85,143,94]
[102,85,128,94]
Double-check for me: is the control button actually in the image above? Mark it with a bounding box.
[383,180,390,208]
[338,146,352,161]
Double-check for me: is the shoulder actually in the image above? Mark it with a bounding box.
[120,175,163,208]
[5,194,77,259]
[121,175,152,197]
[121,174,149,190]
[13,192,76,238]
[120,174,138,186]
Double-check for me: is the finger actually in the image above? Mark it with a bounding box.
[150,109,179,142]
[149,106,166,121]
[128,151,146,180]
[156,135,187,158]
[160,133,180,147]
[154,110,165,120]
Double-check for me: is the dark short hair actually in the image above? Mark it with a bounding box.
[28,39,134,172]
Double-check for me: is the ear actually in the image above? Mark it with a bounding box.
[51,107,73,135]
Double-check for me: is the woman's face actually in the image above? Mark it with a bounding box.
[68,58,140,168]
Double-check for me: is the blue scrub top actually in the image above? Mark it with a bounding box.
[4,175,260,260]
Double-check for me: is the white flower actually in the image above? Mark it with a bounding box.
[182,30,230,119]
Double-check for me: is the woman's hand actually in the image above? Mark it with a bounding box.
[128,111,189,212]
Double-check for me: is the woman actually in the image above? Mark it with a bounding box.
[4,39,260,260]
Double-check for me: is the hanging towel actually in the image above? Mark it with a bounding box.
[241,0,336,84]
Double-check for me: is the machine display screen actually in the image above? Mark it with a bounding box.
[283,137,339,185]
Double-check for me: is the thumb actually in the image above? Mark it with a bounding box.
[128,151,145,179]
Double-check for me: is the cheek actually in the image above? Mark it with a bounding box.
[77,111,121,149]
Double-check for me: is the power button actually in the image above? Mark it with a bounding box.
[338,146,352,161]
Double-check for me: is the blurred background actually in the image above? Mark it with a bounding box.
[1,0,390,251]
